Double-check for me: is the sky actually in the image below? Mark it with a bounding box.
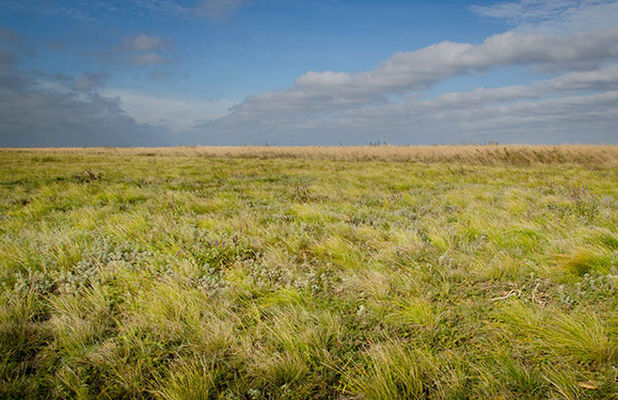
[0,0,617,146]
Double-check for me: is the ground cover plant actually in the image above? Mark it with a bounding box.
[1,146,617,399]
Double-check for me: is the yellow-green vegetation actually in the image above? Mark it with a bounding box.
[1,147,617,399]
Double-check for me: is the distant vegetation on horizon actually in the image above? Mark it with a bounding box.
[4,144,618,165]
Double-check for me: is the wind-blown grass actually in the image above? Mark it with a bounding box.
[0,147,617,399]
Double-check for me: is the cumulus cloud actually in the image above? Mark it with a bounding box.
[190,20,618,146]
[421,65,618,109]
[541,65,618,91]
[102,89,236,132]
[220,27,618,124]
[193,85,618,145]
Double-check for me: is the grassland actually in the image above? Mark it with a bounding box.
[1,146,617,399]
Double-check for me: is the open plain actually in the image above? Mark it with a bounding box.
[1,146,617,399]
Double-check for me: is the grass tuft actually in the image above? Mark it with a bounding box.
[153,356,220,400]
[541,311,616,364]
[554,247,614,276]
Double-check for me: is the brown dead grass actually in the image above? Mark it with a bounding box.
[2,145,618,165]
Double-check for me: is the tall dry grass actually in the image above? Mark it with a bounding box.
[3,145,618,165]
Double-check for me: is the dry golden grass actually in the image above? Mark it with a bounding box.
[2,144,618,165]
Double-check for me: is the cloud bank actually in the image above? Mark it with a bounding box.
[1,0,617,146]
[190,20,618,145]
[0,33,169,146]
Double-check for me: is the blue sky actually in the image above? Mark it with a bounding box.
[1,0,617,146]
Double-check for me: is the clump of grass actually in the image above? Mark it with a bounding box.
[569,185,600,219]
[542,365,581,400]
[344,343,467,400]
[497,301,616,363]
[541,311,616,364]
[47,286,112,362]
[0,290,49,398]
[72,169,103,183]
[385,297,443,331]
[309,235,366,270]
[153,356,220,400]
[250,349,310,390]
[586,229,618,250]
[293,183,311,203]
[344,343,429,400]
[123,283,238,356]
[494,300,546,336]
[554,247,613,276]
[495,354,544,397]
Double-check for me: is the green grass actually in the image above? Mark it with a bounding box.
[1,149,617,399]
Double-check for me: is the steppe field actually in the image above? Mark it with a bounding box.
[1,145,617,400]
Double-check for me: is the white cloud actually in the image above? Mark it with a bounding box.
[427,85,539,108]
[193,54,618,145]
[222,27,618,123]
[102,89,237,132]
[195,86,618,145]
[542,65,618,90]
